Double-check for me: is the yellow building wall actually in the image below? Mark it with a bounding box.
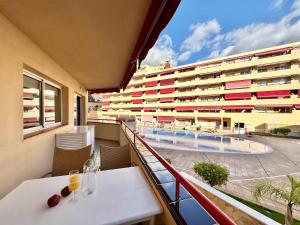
[0,13,86,198]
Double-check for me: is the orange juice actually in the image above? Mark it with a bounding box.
[69,182,80,191]
[69,175,78,184]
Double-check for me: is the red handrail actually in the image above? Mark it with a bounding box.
[88,119,237,225]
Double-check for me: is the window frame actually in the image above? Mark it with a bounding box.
[23,70,62,135]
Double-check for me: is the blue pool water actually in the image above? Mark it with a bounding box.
[136,127,272,154]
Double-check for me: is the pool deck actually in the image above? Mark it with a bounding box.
[155,134,300,218]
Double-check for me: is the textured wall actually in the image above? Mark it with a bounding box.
[0,13,86,198]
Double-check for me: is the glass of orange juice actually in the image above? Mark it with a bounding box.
[69,170,80,202]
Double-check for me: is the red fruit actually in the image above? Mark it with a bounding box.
[47,194,60,208]
[61,186,71,197]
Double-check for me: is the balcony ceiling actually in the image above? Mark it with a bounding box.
[0,0,180,91]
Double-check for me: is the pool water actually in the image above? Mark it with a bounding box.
[136,127,273,154]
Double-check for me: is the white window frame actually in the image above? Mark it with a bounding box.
[23,70,62,135]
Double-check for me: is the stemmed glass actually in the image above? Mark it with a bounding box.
[69,170,80,202]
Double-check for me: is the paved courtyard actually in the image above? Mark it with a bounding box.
[154,135,300,218]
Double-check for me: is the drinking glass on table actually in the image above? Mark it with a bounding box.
[69,170,80,202]
[81,159,97,196]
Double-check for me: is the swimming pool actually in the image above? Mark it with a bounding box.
[136,127,273,154]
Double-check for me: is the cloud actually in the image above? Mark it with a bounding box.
[143,0,300,66]
[271,0,287,10]
[178,19,220,61]
[142,34,177,66]
[208,0,300,58]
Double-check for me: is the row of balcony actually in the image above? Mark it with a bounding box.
[124,66,300,93]
[103,95,300,110]
[105,82,300,102]
[132,49,300,81]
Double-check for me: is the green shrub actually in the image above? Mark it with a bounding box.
[273,128,291,136]
[193,162,229,187]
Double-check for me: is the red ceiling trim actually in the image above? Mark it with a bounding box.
[89,88,119,94]
[120,0,181,90]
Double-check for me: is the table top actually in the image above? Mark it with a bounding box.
[0,167,162,225]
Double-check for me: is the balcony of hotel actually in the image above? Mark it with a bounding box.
[0,1,285,225]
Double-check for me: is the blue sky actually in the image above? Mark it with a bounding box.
[143,0,300,66]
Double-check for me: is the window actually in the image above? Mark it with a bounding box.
[274,64,288,70]
[257,68,268,73]
[240,68,251,75]
[23,70,62,134]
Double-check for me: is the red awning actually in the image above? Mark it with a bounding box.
[160,78,175,86]
[145,89,158,95]
[45,106,55,112]
[160,87,175,94]
[199,60,222,67]
[257,90,290,98]
[102,101,110,106]
[23,117,38,123]
[224,54,254,62]
[298,90,300,97]
[144,107,156,112]
[255,47,293,56]
[131,107,142,111]
[160,106,175,109]
[176,106,197,111]
[157,116,174,122]
[225,80,251,90]
[176,116,194,120]
[178,96,195,100]
[23,92,34,99]
[198,106,222,110]
[160,97,174,103]
[160,69,177,75]
[132,91,143,97]
[119,0,181,90]
[178,65,197,72]
[224,92,252,100]
[145,81,158,87]
[294,104,300,109]
[132,99,143,104]
[222,105,253,110]
[197,117,221,121]
[146,73,158,78]
[255,104,293,108]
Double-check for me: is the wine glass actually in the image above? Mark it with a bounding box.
[69,170,80,202]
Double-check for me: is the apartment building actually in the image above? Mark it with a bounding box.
[100,42,300,133]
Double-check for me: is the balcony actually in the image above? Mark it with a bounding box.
[83,119,279,225]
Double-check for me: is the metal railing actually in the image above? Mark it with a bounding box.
[88,118,237,225]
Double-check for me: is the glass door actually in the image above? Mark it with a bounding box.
[74,94,84,126]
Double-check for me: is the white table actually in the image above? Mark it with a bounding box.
[0,167,162,225]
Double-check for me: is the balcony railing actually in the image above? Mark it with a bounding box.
[91,118,237,225]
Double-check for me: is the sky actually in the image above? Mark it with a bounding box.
[142,0,300,67]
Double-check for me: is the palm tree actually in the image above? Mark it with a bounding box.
[252,175,300,225]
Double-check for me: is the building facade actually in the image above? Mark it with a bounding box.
[100,42,300,133]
